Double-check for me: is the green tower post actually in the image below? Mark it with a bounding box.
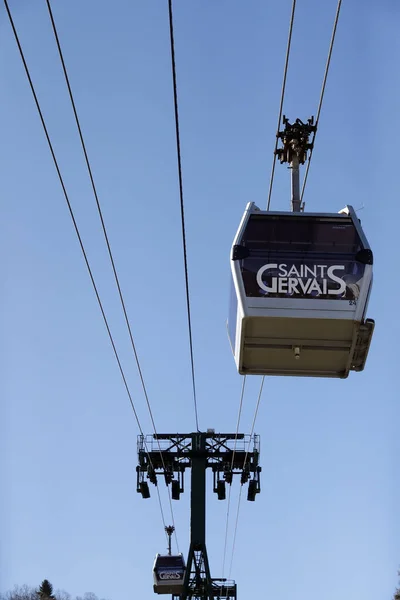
[137,430,261,600]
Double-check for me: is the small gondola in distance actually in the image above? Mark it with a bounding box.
[152,553,186,595]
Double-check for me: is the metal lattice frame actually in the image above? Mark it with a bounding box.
[137,431,261,599]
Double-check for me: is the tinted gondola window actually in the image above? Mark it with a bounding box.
[155,556,185,569]
[241,215,362,254]
[240,215,365,300]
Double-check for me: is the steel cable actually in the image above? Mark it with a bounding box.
[266,0,297,211]
[228,377,265,580]
[220,376,246,580]
[43,0,180,552]
[222,0,295,573]
[167,0,199,431]
[4,0,170,544]
[300,0,343,203]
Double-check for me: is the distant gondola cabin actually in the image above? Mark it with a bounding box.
[228,203,374,378]
[153,554,185,595]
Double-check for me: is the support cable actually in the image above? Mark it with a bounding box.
[221,376,246,579]
[229,4,343,563]
[167,0,199,431]
[300,0,343,203]
[228,377,265,579]
[266,0,297,211]
[43,0,179,552]
[4,0,170,544]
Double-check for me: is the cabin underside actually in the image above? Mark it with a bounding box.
[238,316,374,377]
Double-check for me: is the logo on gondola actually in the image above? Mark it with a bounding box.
[159,572,183,580]
[256,263,349,297]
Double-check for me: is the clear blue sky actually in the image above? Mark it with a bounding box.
[1,1,399,599]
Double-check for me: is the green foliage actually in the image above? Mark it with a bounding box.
[37,582,54,600]
[394,569,400,600]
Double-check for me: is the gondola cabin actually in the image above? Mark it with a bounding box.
[153,553,185,595]
[228,203,374,378]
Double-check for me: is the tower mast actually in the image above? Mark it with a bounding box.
[137,430,261,599]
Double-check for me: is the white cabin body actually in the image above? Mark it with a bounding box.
[228,203,374,378]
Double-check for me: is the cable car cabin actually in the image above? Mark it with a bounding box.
[153,554,185,595]
[228,203,374,378]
